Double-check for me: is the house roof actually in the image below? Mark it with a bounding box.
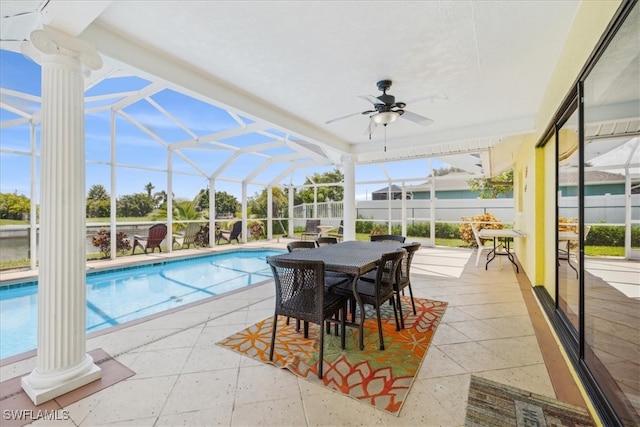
[372,185,404,195]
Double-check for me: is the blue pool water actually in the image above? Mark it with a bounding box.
[0,249,283,360]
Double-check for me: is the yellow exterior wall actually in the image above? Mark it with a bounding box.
[513,0,621,287]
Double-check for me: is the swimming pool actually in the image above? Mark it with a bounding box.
[0,249,283,360]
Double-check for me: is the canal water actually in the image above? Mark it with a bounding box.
[0,227,152,263]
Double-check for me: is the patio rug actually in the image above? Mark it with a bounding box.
[465,375,595,426]
[217,296,447,415]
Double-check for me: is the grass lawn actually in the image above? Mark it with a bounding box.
[585,245,625,257]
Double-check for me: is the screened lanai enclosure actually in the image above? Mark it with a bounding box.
[1,1,639,423]
[0,45,521,267]
[1,44,639,268]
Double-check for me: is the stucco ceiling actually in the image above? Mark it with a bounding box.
[1,0,584,184]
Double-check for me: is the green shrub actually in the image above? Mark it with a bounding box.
[407,222,430,237]
[436,222,460,239]
[585,225,640,247]
[356,217,375,234]
[632,226,640,248]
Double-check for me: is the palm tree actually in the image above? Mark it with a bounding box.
[150,200,205,232]
[153,190,168,209]
[144,182,155,198]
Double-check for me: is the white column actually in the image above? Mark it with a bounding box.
[21,27,103,405]
[342,154,356,241]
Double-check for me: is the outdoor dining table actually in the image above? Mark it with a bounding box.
[271,240,408,350]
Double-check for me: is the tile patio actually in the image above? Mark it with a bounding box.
[0,240,589,426]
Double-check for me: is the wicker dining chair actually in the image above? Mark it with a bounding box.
[359,241,421,329]
[370,234,406,243]
[316,236,339,246]
[286,240,349,288]
[287,240,317,252]
[266,257,346,379]
[334,249,405,350]
[394,242,421,328]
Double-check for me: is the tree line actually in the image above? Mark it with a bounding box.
[1,168,510,221]
[0,169,346,222]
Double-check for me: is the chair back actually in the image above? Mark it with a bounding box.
[304,219,320,233]
[182,223,201,243]
[397,242,421,289]
[230,221,243,240]
[470,223,484,247]
[374,249,406,300]
[330,220,344,241]
[147,224,168,247]
[370,234,406,243]
[316,236,338,246]
[287,240,317,252]
[267,257,325,324]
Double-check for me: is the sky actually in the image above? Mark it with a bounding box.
[0,49,452,203]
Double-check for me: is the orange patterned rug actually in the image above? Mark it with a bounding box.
[217,296,447,415]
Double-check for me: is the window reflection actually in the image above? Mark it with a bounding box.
[557,112,581,334]
[579,3,639,424]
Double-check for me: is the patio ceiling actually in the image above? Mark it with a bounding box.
[0,1,585,186]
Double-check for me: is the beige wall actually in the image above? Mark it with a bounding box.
[514,1,621,288]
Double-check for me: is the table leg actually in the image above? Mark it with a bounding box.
[485,237,498,270]
[351,275,366,351]
[505,238,519,273]
[566,242,579,278]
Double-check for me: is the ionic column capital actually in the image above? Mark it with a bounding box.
[21,26,102,73]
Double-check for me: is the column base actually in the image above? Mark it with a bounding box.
[22,359,102,405]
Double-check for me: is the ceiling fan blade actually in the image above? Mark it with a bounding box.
[359,95,384,106]
[400,110,434,126]
[325,111,365,125]
[364,119,378,136]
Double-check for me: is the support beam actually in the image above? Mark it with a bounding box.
[342,154,356,241]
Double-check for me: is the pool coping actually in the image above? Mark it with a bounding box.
[0,245,279,288]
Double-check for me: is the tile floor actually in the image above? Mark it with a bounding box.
[0,240,588,426]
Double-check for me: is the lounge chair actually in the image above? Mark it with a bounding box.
[217,221,242,244]
[300,219,320,240]
[329,220,343,242]
[132,224,168,254]
[172,223,202,249]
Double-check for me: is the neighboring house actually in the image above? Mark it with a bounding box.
[371,184,411,200]
[374,171,630,201]
[408,174,513,200]
[559,170,627,196]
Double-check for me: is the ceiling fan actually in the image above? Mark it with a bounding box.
[325,80,447,137]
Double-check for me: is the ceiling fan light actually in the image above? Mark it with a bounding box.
[371,111,400,125]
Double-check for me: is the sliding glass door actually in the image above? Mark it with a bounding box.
[553,3,639,425]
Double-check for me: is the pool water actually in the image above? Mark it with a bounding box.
[0,249,283,360]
